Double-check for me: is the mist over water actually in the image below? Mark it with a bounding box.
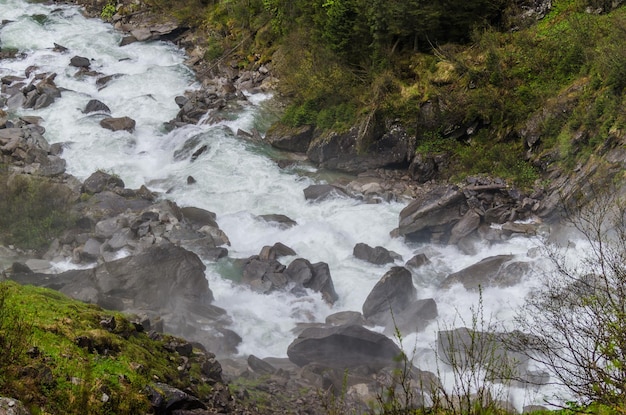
[0,0,568,408]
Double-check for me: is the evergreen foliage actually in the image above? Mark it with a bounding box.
[111,0,626,185]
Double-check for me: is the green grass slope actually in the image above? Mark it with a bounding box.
[0,280,216,415]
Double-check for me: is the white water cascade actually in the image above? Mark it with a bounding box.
[0,0,572,409]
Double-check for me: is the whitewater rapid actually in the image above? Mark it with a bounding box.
[0,0,565,408]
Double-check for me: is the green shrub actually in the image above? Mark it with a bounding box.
[100,1,116,21]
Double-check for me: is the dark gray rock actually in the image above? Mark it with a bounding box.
[449,210,481,245]
[398,185,465,243]
[146,382,207,414]
[408,153,438,183]
[259,242,296,260]
[181,206,218,229]
[353,243,398,265]
[82,170,125,194]
[303,184,347,202]
[257,214,297,229]
[362,267,437,334]
[265,123,313,153]
[10,242,235,352]
[70,55,90,68]
[441,254,521,290]
[307,121,413,173]
[405,253,430,269]
[83,99,111,114]
[287,324,402,371]
[285,259,338,304]
[241,256,287,294]
[362,267,416,320]
[247,355,277,375]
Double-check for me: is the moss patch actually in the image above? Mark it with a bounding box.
[0,281,206,414]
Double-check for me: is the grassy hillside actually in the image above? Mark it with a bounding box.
[0,280,216,414]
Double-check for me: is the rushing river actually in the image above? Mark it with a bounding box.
[0,0,572,409]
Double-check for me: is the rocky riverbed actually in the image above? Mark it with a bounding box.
[1,0,625,413]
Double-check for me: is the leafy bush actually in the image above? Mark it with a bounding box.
[100,0,116,21]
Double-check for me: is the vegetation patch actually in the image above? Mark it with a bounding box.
[0,172,75,252]
[0,281,206,415]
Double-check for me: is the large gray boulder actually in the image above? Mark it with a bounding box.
[285,258,338,304]
[441,255,530,290]
[83,99,110,114]
[287,324,402,371]
[303,184,347,202]
[362,267,438,334]
[10,242,237,353]
[82,170,125,194]
[180,206,218,228]
[264,123,313,153]
[398,185,464,243]
[362,267,416,320]
[306,121,413,173]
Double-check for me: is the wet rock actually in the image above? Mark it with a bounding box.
[147,382,207,414]
[325,311,367,326]
[100,116,135,132]
[287,324,402,371]
[95,73,122,89]
[82,170,125,194]
[238,253,338,304]
[247,355,277,375]
[285,259,338,304]
[449,210,481,245]
[353,243,399,265]
[303,184,348,201]
[11,242,235,351]
[180,206,218,229]
[53,42,68,53]
[241,256,286,293]
[69,55,90,68]
[362,267,436,334]
[119,35,137,46]
[264,123,313,153]
[405,253,430,269]
[83,99,111,114]
[441,254,527,290]
[259,242,296,260]
[307,121,413,173]
[257,214,297,229]
[398,184,464,243]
